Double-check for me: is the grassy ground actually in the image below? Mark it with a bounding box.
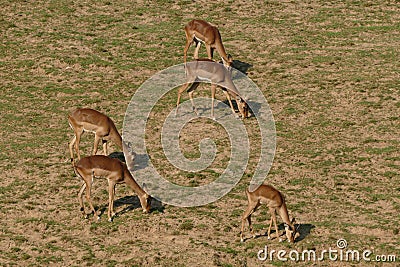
[1,0,399,266]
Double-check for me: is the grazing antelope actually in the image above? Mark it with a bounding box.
[68,108,122,164]
[74,146,150,222]
[240,184,299,243]
[184,19,233,68]
[176,59,249,119]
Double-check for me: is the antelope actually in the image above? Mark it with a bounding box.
[240,184,299,243]
[73,144,150,222]
[176,59,249,119]
[68,108,122,164]
[184,19,233,68]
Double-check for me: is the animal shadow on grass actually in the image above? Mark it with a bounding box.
[113,195,164,217]
[190,98,260,119]
[109,151,125,162]
[232,60,253,75]
[252,223,314,242]
[246,100,262,118]
[93,193,164,220]
[109,151,149,171]
[129,153,149,171]
[295,223,315,242]
[93,196,142,220]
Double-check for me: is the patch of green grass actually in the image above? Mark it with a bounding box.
[216,245,238,256]
[180,220,194,230]
[365,146,397,155]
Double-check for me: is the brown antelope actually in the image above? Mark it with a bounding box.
[184,19,233,68]
[240,184,299,243]
[74,146,150,222]
[176,59,249,119]
[68,108,122,164]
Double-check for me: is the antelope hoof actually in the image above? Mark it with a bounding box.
[240,238,244,243]
[108,217,113,222]
[267,236,271,240]
[279,238,283,242]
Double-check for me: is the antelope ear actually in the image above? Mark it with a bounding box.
[291,218,296,224]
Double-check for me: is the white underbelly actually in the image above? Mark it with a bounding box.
[197,75,211,82]
[194,35,204,43]
[83,128,96,134]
